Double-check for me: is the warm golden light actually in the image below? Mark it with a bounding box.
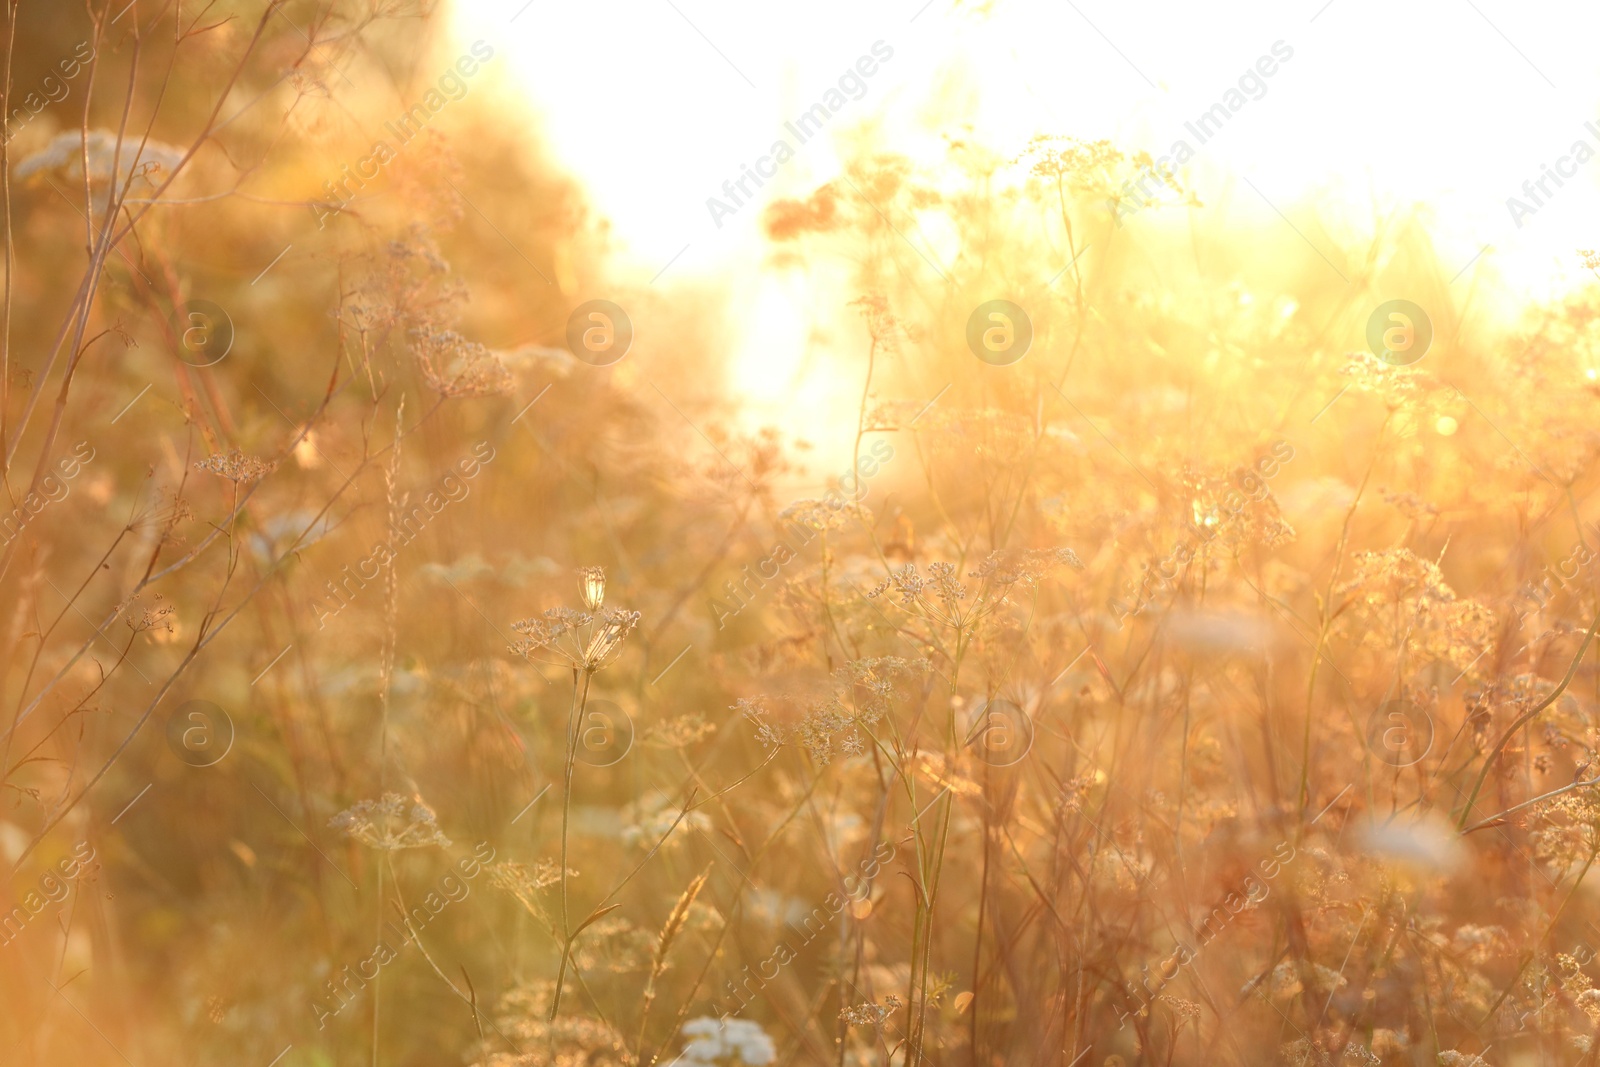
[9,3,1600,1065]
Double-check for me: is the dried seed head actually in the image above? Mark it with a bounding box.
[580,566,606,611]
[328,792,451,851]
[194,449,276,483]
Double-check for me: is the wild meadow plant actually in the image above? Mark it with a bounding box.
[5,7,1600,1067]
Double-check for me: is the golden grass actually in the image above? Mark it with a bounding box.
[2,5,1600,1067]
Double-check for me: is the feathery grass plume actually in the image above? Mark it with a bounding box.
[636,864,713,1053]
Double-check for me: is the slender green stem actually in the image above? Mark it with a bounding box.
[1457,608,1600,829]
[551,667,593,1019]
[1300,415,1387,816]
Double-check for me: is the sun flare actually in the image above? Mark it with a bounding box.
[9,2,1600,1065]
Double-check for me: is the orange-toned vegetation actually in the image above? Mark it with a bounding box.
[3,5,1600,1067]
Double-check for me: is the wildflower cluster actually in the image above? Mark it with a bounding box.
[1338,548,1497,673]
[868,550,1078,632]
[411,328,512,399]
[327,793,451,850]
[16,128,184,186]
[510,567,641,671]
[735,658,927,764]
[193,449,276,483]
[120,592,175,635]
[469,982,629,1067]
[676,1018,776,1066]
[839,994,902,1030]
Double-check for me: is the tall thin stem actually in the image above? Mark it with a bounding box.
[551,666,593,1019]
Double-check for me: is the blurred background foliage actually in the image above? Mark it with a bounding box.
[3,2,1600,1066]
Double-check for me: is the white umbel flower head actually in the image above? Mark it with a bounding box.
[678,1017,775,1067]
[17,129,184,186]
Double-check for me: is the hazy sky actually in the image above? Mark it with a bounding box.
[446,0,1600,462]
[456,0,1600,293]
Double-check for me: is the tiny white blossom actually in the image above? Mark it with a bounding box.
[677,1017,776,1067]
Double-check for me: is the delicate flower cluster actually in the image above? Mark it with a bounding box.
[194,449,276,483]
[1055,772,1101,816]
[644,713,716,748]
[1449,924,1509,965]
[120,592,174,635]
[868,561,967,613]
[849,292,903,353]
[1017,134,1128,196]
[676,1018,776,1067]
[777,497,851,533]
[835,657,929,723]
[795,700,858,762]
[328,793,451,850]
[1464,673,1554,745]
[1158,995,1203,1024]
[735,659,928,766]
[736,697,786,752]
[510,567,641,672]
[839,994,901,1030]
[968,546,1085,587]
[411,328,512,399]
[868,550,1079,641]
[489,859,573,896]
[1340,549,1497,673]
[344,226,464,340]
[468,982,628,1067]
[619,794,710,849]
[1181,467,1296,550]
[1340,350,1450,413]
[16,129,184,186]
